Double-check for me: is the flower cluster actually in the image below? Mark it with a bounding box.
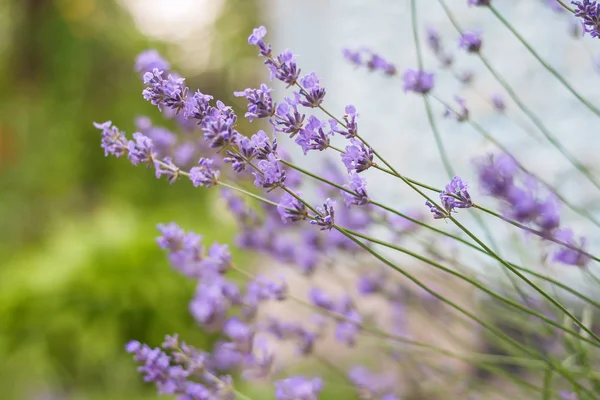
[342,48,397,75]
[573,0,600,38]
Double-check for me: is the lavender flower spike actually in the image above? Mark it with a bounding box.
[189,158,220,188]
[573,1,600,38]
[93,121,128,157]
[341,139,374,173]
[248,25,272,57]
[234,84,275,121]
[403,69,434,94]
[441,176,473,210]
[310,199,336,230]
[278,192,308,222]
[459,31,483,53]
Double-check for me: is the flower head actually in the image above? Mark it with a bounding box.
[294,115,334,154]
[403,69,435,94]
[441,176,473,210]
[459,31,483,53]
[248,26,271,57]
[573,0,600,38]
[277,192,308,222]
[553,229,590,268]
[266,50,301,86]
[342,172,370,206]
[93,121,128,157]
[310,199,336,230]
[341,139,374,173]
[298,73,326,107]
[142,69,188,113]
[234,84,275,121]
[128,132,156,166]
[189,158,220,188]
[253,154,286,191]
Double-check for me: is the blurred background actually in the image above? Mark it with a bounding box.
[0,0,259,398]
[2,0,600,399]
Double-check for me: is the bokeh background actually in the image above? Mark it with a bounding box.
[0,1,259,398]
[2,0,600,399]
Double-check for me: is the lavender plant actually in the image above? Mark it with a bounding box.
[94,1,600,399]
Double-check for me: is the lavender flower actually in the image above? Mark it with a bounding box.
[342,172,370,206]
[93,121,128,157]
[189,158,220,188]
[441,176,473,210]
[366,54,397,75]
[183,90,214,123]
[298,73,326,107]
[310,199,336,230]
[274,376,323,400]
[573,0,600,38]
[190,277,241,331]
[273,96,306,137]
[294,115,334,154]
[476,153,519,199]
[154,157,181,183]
[234,84,275,121]
[335,105,359,138]
[459,31,483,53]
[128,132,156,166]
[425,200,448,219]
[403,69,434,94]
[342,48,362,65]
[201,101,239,150]
[341,139,374,173]
[253,154,286,190]
[142,69,188,112]
[553,229,590,267]
[135,50,170,75]
[248,25,271,57]
[266,50,301,86]
[277,192,308,222]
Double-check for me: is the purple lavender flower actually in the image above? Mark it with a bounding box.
[357,271,386,294]
[553,229,590,267]
[403,69,434,94]
[183,90,214,123]
[234,84,275,121]
[190,277,240,331]
[189,158,219,188]
[128,132,156,166]
[93,121,128,157]
[341,139,374,173]
[142,69,188,112]
[491,93,506,112]
[573,1,600,38]
[342,172,370,206]
[253,154,286,190]
[266,50,301,86]
[366,54,397,76]
[348,366,397,399]
[201,101,238,150]
[342,48,362,65]
[537,194,560,232]
[201,242,232,273]
[154,157,180,183]
[441,176,473,209]
[274,376,323,400]
[273,96,306,137]
[310,199,336,230]
[425,200,447,219]
[298,73,326,107]
[335,105,359,138]
[223,318,255,354]
[475,153,519,199]
[248,26,271,57]
[242,339,275,380]
[294,115,334,154]
[459,31,483,53]
[468,0,491,5]
[135,50,170,75]
[277,192,308,222]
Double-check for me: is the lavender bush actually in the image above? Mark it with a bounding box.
[95,1,600,399]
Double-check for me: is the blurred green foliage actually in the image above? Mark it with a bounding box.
[0,0,259,398]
